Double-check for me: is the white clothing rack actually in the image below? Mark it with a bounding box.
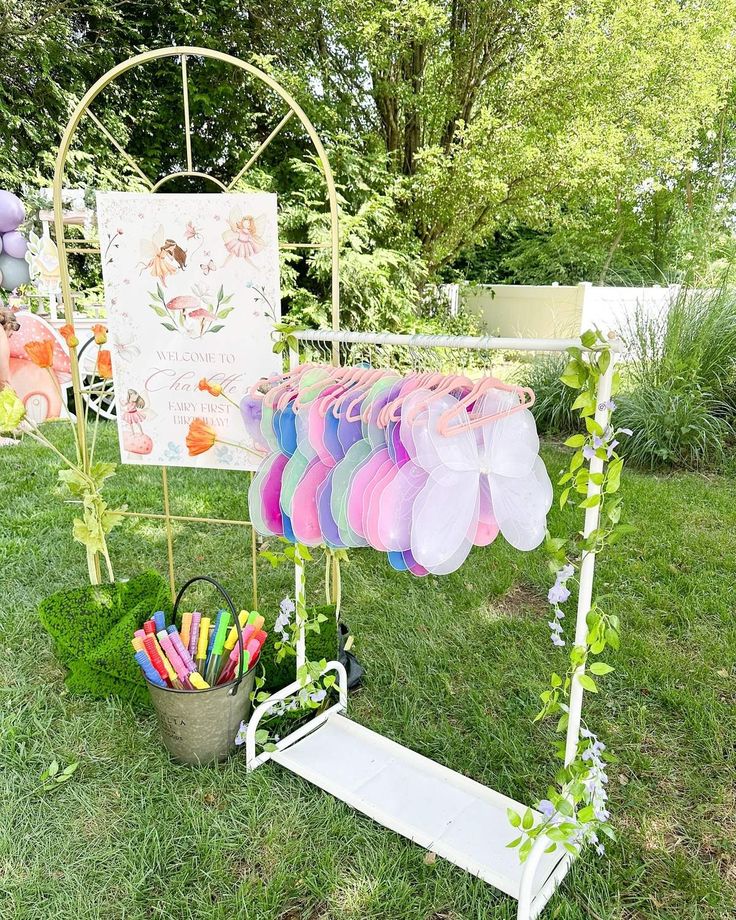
[246,329,621,920]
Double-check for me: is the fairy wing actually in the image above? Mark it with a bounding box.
[475,388,539,478]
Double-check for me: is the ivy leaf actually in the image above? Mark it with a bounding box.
[522,807,535,830]
[589,662,614,675]
[507,808,522,828]
[506,835,522,848]
[578,674,598,692]
[580,329,597,348]
[564,434,586,447]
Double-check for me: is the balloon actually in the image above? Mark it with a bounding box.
[2,230,27,259]
[0,191,24,233]
[0,253,30,291]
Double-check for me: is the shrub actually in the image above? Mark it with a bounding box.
[518,352,578,435]
[616,382,732,470]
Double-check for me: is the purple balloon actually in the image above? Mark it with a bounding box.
[0,191,24,233]
[2,231,26,259]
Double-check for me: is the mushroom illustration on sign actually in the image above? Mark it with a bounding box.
[186,306,218,338]
[0,311,71,422]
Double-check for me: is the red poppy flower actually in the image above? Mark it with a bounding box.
[96,349,112,379]
[186,418,217,456]
[25,340,54,368]
[198,378,223,397]
[59,324,79,348]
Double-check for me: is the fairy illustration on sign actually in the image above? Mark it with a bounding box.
[222,208,266,267]
[121,388,153,455]
[138,225,187,285]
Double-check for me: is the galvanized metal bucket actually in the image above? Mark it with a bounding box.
[146,575,255,765]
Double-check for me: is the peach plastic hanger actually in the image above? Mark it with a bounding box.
[437,377,536,436]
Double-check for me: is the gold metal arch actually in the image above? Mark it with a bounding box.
[52,47,341,597]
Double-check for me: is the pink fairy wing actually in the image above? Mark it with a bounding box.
[475,475,500,546]
[248,453,287,537]
[488,456,553,551]
[474,389,539,478]
[411,467,479,574]
[291,458,331,546]
[377,459,428,551]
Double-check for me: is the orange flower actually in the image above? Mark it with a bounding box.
[198,377,223,397]
[92,323,108,345]
[59,323,79,348]
[186,418,217,456]
[96,349,112,379]
[25,340,54,368]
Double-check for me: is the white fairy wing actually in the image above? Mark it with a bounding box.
[489,456,553,551]
[139,238,158,260]
[228,206,242,230]
[152,224,165,248]
[474,389,539,478]
[411,467,479,573]
[405,391,477,473]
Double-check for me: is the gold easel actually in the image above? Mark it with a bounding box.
[52,47,340,599]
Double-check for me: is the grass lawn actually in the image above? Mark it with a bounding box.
[1,423,735,920]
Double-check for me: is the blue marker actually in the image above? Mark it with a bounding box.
[152,610,167,633]
[134,650,167,687]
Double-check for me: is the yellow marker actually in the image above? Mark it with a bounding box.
[189,672,210,690]
[249,614,264,632]
[196,616,211,672]
[131,636,145,654]
[152,635,177,685]
[181,611,193,650]
[224,611,250,652]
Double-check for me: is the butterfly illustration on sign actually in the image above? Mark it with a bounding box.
[147,282,235,339]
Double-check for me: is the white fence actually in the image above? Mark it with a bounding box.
[451,282,682,340]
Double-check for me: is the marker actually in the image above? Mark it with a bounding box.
[189,672,210,690]
[205,611,231,684]
[143,619,157,636]
[167,625,197,673]
[180,612,193,650]
[188,611,201,660]
[131,635,146,654]
[152,634,178,687]
[135,650,167,687]
[224,611,250,653]
[143,635,170,685]
[195,616,211,674]
[205,610,225,671]
[246,611,264,629]
[153,610,167,633]
[158,630,190,689]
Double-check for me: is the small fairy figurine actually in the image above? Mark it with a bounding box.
[122,388,147,434]
[222,208,265,266]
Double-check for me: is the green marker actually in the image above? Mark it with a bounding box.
[205,610,231,684]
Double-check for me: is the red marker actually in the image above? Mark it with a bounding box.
[143,635,170,685]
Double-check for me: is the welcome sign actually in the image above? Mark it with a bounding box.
[97,192,281,471]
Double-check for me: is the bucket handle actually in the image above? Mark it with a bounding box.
[173,575,247,695]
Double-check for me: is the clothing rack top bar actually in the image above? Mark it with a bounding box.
[293,329,604,354]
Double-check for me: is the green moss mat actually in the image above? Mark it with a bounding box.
[38,571,337,704]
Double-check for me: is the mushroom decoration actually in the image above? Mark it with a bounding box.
[1,311,72,422]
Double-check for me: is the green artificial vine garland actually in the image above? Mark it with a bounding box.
[508,329,633,863]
